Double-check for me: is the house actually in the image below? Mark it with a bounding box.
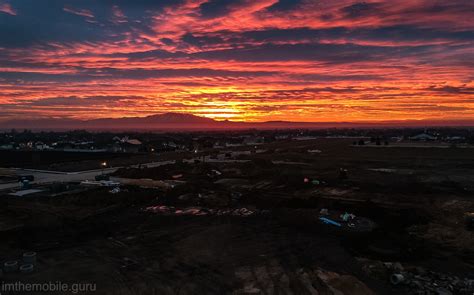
[243,136,264,145]
[213,141,226,149]
[107,138,142,153]
[108,143,123,153]
[34,142,50,150]
[446,136,465,142]
[126,139,142,145]
[409,133,436,141]
[121,142,141,153]
[0,143,14,150]
[275,134,289,140]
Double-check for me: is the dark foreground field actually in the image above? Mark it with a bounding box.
[1,138,474,294]
[0,150,161,172]
[0,194,391,294]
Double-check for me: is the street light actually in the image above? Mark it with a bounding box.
[101,161,107,174]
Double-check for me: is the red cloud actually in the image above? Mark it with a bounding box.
[0,2,16,15]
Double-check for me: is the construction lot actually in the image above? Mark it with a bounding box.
[1,138,474,294]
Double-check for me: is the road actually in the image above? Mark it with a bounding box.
[0,167,119,191]
[0,161,176,191]
[0,158,247,191]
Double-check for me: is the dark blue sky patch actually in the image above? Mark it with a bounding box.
[199,0,239,18]
[340,2,382,19]
[266,0,304,12]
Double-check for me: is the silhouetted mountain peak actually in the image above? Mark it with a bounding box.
[144,113,216,123]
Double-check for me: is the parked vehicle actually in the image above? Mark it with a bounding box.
[18,175,34,182]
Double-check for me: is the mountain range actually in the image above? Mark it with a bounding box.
[1,113,473,130]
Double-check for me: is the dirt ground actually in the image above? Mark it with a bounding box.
[0,150,162,172]
[1,138,474,294]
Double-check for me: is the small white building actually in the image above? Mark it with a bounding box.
[409,133,436,141]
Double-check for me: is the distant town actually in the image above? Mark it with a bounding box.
[1,127,473,153]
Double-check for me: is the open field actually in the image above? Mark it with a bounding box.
[0,150,162,172]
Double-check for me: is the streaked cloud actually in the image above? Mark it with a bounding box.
[0,2,15,16]
[63,6,94,18]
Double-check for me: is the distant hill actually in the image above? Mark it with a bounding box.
[86,112,217,129]
[0,113,218,130]
[1,112,473,130]
[91,113,216,124]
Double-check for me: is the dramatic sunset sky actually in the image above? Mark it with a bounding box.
[0,0,473,123]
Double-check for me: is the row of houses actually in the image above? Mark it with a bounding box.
[408,133,466,142]
[0,137,144,153]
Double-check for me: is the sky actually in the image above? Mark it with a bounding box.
[0,0,473,123]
